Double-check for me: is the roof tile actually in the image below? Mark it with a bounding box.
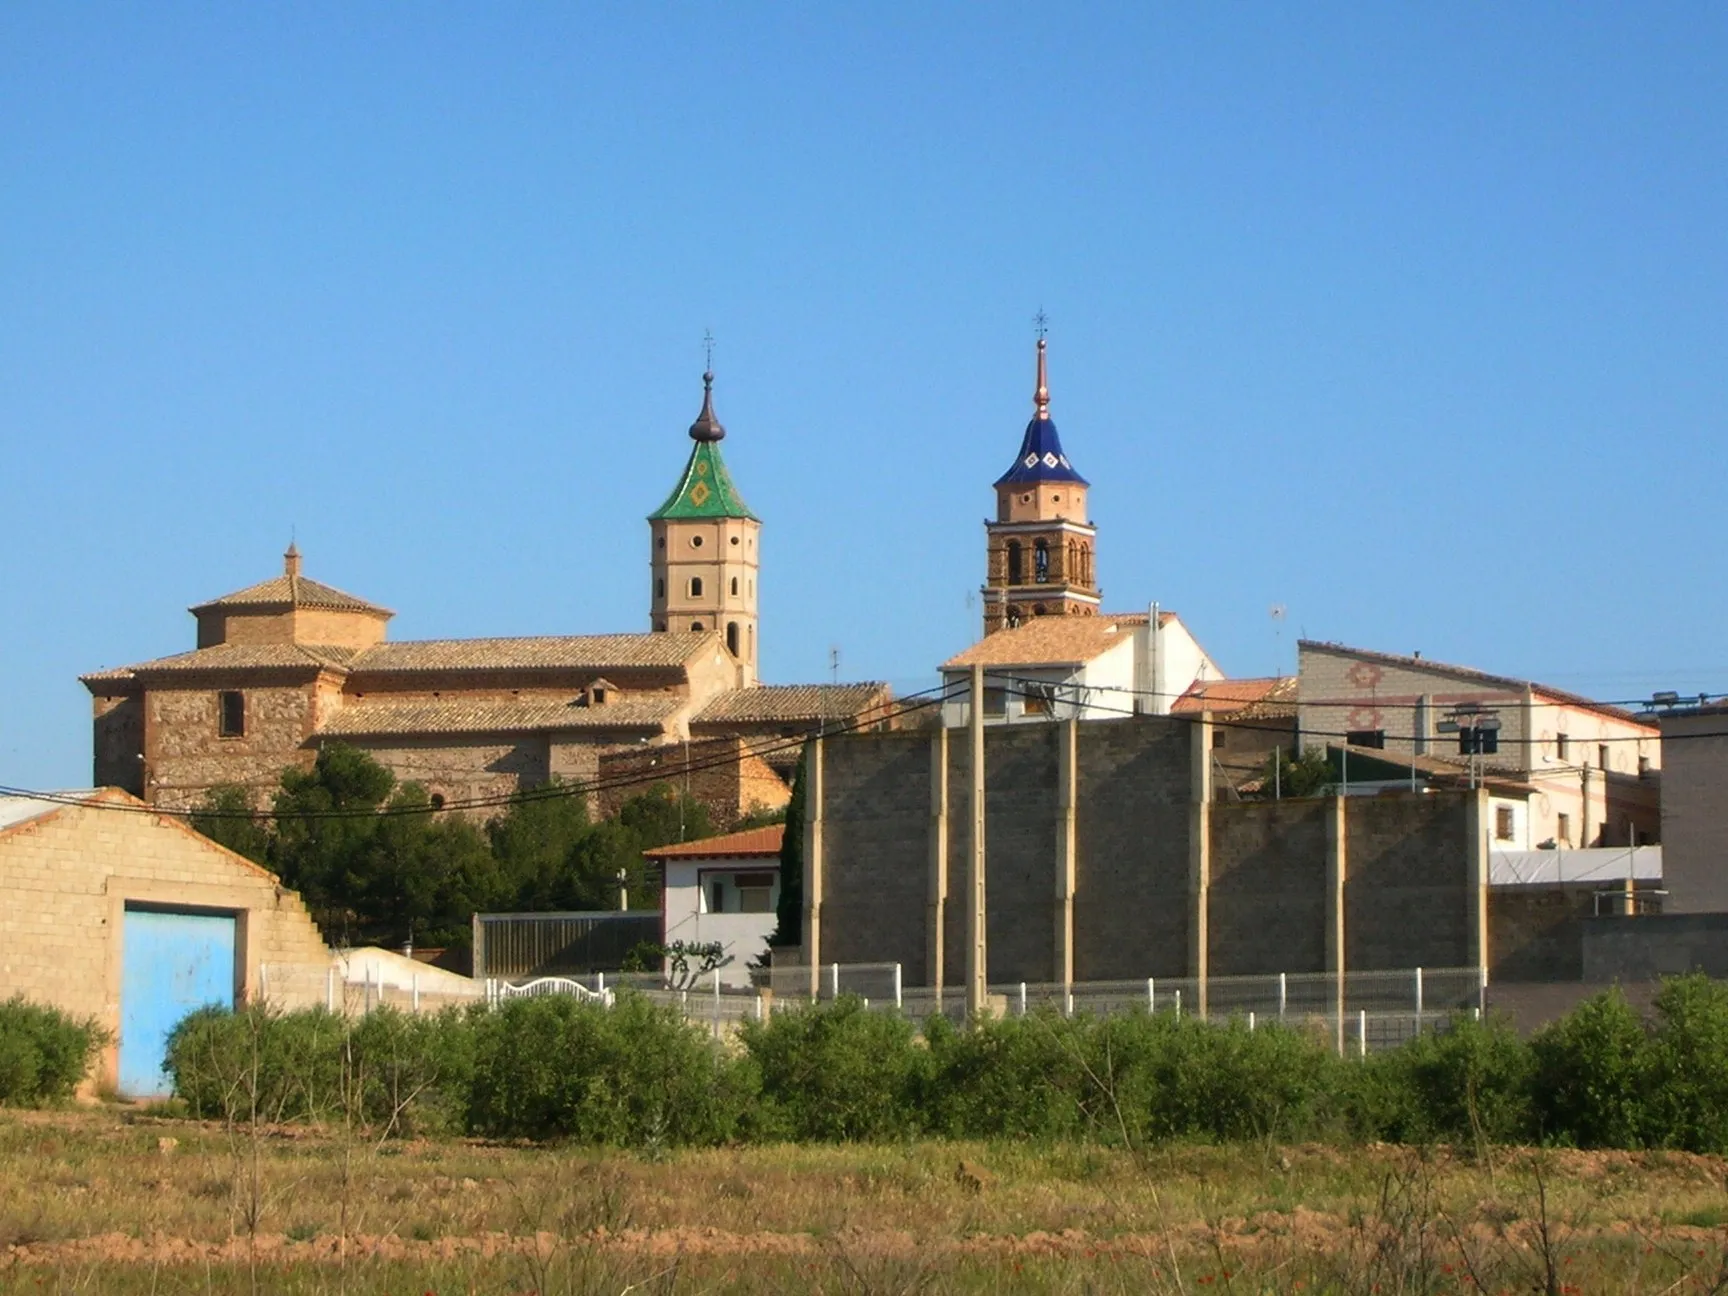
[319,694,682,738]
[643,824,785,859]
[692,683,892,725]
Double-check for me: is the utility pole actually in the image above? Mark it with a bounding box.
[966,663,988,1019]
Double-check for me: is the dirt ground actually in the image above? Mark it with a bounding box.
[1,1108,1726,1293]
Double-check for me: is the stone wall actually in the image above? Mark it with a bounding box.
[146,680,319,810]
[91,692,144,795]
[595,736,790,827]
[1209,799,1330,976]
[0,792,331,1091]
[1659,711,1728,912]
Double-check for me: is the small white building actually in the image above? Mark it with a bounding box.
[647,825,784,989]
[939,611,1222,727]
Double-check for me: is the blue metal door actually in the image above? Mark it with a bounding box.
[120,907,236,1098]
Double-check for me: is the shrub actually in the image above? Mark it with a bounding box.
[0,997,103,1105]
[1646,974,1728,1153]
[740,996,928,1142]
[467,991,744,1146]
[166,1005,347,1123]
[1530,987,1653,1148]
[1356,1015,1534,1146]
[922,1011,1089,1140]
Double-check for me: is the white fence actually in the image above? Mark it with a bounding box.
[261,957,1485,1055]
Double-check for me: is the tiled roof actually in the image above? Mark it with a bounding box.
[318,694,682,738]
[192,574,391,615]
[1173,676,1296,716]
[643,824,784,860]
[351,633,717,674]
[1298,641,1652,728]
[648,378,757,524]
[692,683,892,725]
[81,643,359,684]
[943,616,1143,669]
[994,340,1089,488]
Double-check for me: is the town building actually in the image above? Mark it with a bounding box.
[648,824,785,989]
[980,336,1100,634]
[81,372,889,815]
[1296,641,1660,850]
[1655,697,1728,913]
[0,789,332,1097]
[938,612,1222,727]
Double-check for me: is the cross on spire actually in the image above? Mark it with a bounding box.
[703,329,715,374]
[1033,308,1049,341]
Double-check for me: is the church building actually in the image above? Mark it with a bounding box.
[82,370,890,817]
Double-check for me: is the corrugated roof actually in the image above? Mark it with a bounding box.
[943,616,1145,669]
[192,574,391,615]
[693,682,892,725]
[351,632,716,674]
[319,694,682,738]
[644,824,784,860]
[1298,641,1652,728]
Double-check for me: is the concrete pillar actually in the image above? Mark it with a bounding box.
[927,727,949,994]
[801,737,826,999]
[966,664,988,1018]
[1054,717,1078,988]
[1189,712,1213,1016]
[1326,793,1348,1055]
[1467,787,1489,1001]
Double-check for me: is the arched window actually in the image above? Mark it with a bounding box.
[730,576,738,596]
[726,622,739,655]
[691,620,705,632]
[689,576,704,597]
[1034,539,1050,584]
[1006,541,1023,584]
[655,577,665,600]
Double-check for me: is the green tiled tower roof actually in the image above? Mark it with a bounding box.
[649,372,758,521]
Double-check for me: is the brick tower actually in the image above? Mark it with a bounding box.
[981,335,1099,634]
[649,368,761,682]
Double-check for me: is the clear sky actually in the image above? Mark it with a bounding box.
[4,5,1726,789]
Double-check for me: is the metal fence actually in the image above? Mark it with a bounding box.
[472,912,661,980]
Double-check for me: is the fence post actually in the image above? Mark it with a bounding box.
[326,965,336,1013]
[713,968,721,1039]
[1358,1009,1368,1059]
[1064,987,1074,1018]
[894,963,903,1011]
[1279,971,1288,1022]
[1018,982,1027,1017]
[597,971,606,997]
[1147,977,1155,1012]
[1249,1011,1256,1032]
[1414,966,1424,1035]
[1174,989,1182,1019]
[412,973,420,1013]
[830,962,840,1000]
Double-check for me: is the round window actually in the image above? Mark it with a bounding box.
[730,535,739,546]
[690,534,704,548]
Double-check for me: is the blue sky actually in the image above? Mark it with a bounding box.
[4,5,1726,788]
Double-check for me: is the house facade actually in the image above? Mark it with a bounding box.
[1297,641,1661,850]
[648,824,784,988]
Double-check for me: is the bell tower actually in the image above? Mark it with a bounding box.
[981,333,1100,634]
[648,367,761,683]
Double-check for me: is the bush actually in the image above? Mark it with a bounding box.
[740,996,928,1142]
[1530,987,1653,1148]
[1354,1015,1534,1145]
[923,1011,1089,1140]
[1646,974,1728,1153]
[467,992,744,1146]
[0,997,103,1105]
[167,1005,347,1123]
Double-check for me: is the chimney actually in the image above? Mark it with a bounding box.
[284,543,302,579]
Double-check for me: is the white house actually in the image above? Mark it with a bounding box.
[646,824,783,989]
[938,610,1223,727]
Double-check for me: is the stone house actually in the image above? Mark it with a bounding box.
[0,789,332,1098]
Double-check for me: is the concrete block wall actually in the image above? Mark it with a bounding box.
[1209,799,1330,976]
[0,792,332,1090]
[1345,794,1478,971]
[974,725,1060,986]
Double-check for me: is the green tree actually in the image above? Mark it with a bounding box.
[189,784,271,864]
[268,743,398,941]
[486,782,591,909]
[616,782,712,850]
[768,747,807,948]
[1258,745,1335,799]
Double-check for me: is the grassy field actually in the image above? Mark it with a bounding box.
[1,1109,1726,1293]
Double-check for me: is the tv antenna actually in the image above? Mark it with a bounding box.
[1270,604,1288,676]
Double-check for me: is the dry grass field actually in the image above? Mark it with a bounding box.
[1,1108,1726,1293]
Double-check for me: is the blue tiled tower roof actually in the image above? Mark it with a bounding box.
[993,339,1089,488]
